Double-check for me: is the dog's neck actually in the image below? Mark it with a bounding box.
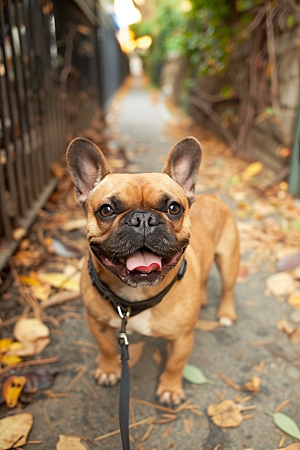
[90,252,182,302]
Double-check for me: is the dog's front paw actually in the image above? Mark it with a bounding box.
[156,384,185,406]
[94,367,121,386]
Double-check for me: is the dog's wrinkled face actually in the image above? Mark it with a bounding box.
[67,137,202,287]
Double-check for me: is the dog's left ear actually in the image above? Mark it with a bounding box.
[66,138,111,209]
[162,137,202,206]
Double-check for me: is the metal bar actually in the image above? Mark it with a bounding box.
[0,3,27,218]
[4,0,37,203]
[12,0,43,193]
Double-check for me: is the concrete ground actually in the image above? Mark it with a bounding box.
[1,73,300,450]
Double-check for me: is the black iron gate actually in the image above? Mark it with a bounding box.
[0,0,129,270]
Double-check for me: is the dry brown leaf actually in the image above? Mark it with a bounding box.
[128,341,145,368]
[288,291,300,310]
[242,376,261,394]
[12,318,50,356]
[266,272,295,297]
[60,219,87,231]
[30,284,52,302]
[182,415,195,434]
[0,412,33,449]
[195,319,220,331]
[56,435,87,450]
[207,399,243,428]
[278,319,300,343]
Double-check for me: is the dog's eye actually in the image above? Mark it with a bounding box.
[100,205,114,217]
[168,202,181,215]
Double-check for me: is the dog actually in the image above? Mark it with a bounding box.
[66,136,240,405]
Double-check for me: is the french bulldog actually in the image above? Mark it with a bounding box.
[66,136,239,405]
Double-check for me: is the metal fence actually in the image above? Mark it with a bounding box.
[0,0,129,269]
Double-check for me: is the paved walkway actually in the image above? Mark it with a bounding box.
[3,72,300,450]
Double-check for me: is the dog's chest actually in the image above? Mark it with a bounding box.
[108,309,152,336]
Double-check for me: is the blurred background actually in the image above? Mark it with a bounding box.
[1,0,300,265]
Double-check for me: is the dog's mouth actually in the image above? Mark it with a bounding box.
[90,245,183,287]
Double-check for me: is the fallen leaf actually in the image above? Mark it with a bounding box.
[19,275,40,286]
[128,341,145,368]
[242,161,263,181]
[0,412,33,449]
[29,284,52,302]
[56,435,87,450]
[0,338,13,352]
[12,227,27,241]
[278,319,300,343]
[2,376,27,408]
[13,318,50,356]
[37,272,80,292]
[60,218,87,231]
[242,376,261,394]
[277,253,300,272]
[266,273,295,297]
[183,364,213,385]
[288,291,300,310]
[23,368,58,393]
[266,410,300,441]
[1,354,23,365]
[50,238,83,259]
[207,399,243,428]
[195,320,220,331]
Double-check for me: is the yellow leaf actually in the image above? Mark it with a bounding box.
[3,376,27,408]
[242,161,263,181]
[0,413,33,449]
[288,291,300,310]
[37,272,80,292]
[0,338,13,353]
[1,354,23,365]
[19,275,40,286]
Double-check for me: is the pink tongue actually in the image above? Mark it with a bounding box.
[126,249,162,273]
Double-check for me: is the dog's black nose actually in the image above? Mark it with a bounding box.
[126,211,160,230]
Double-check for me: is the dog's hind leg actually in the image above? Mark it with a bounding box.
[214,215,240,326]
[87,313,121,386]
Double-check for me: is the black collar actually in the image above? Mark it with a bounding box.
[88,253,187,317]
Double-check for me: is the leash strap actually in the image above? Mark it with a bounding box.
[118,306,130,450]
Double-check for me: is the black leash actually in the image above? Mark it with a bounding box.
[117,305,130,450]
[88,253,187,450]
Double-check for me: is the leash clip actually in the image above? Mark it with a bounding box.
[118,332,129,346]
[117,305,130,347]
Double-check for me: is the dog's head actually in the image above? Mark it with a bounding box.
[67,137,202,287]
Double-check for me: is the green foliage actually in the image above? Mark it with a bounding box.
[134,0,269,84]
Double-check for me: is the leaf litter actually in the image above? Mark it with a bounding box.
[0,84,300,448]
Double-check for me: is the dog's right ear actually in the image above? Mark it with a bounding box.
[66,138,111,208]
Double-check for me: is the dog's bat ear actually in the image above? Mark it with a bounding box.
[66,138,111,208]
[162,137,202,206]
